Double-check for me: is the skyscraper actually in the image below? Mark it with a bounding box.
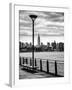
[37,33,40,46]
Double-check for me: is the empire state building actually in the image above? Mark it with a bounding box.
[37,33,40,46]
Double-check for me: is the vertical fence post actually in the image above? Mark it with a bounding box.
[25,58,26,64]
[21,57,22,65]
[22,57,24,65]
[23,57,24,64]
[40,59,42,71]
[21,57,23,66]
[35,58,37,66]
[19,57,21,65]
[26,58,27,64]
[47,60,49,73]
[55,61,57,76]
[26,58,28,64]
[20,57,22,66]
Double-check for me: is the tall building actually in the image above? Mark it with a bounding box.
[37,33,40,46]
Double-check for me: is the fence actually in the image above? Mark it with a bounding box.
[19,57,64,76]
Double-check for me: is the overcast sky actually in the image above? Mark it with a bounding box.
[19,10,64,45]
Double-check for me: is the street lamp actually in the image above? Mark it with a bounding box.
[29,15,37,69]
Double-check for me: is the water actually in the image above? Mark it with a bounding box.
[20,52,64,61]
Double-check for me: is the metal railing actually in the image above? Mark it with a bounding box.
[19,57,64,76]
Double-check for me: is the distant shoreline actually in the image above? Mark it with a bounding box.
[20,52,64,61]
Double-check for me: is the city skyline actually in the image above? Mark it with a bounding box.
[19,10,64,45]
[20,34,64,45]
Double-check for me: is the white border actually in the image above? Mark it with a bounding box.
[10,4,70,87]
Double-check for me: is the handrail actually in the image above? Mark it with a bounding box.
[20,56,64,63]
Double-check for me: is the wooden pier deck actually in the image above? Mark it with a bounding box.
[19,66,58,79]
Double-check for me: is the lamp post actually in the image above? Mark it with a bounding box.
[29,15,37,69]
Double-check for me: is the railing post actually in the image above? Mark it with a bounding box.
[19,57,21,65]
[47,60,49,73]
[23,57,24,64]
[26,58,28,64]
[20,57,22,66]
[55,61,57,76]
[35,58,37,66]
[40,59,42,71]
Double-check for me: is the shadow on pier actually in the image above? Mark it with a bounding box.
[19,56,64,79]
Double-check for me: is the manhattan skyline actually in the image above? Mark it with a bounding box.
[19,10,64,45]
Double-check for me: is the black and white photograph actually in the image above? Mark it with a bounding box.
[19,10,64,79]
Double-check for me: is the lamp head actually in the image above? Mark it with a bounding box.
[29,15,37,21]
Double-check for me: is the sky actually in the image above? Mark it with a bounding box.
[19,10,64,45]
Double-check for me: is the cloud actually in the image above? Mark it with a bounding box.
[20,29,32,36]
[19,10,64,37]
